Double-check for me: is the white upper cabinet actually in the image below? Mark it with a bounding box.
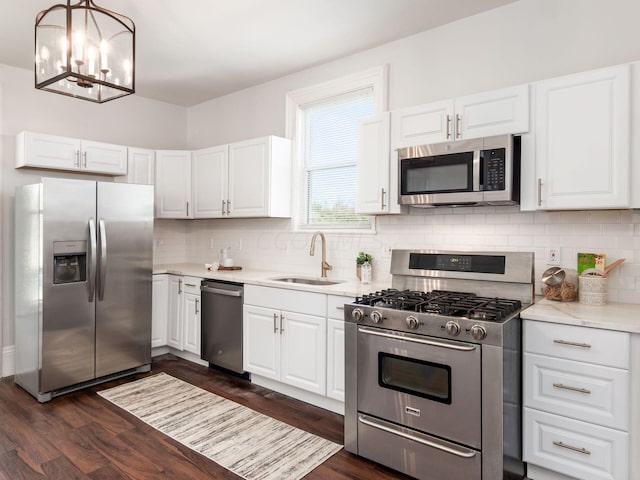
[153,136,291,219]
[532,64,631,210]
[15,131,127,175]
[356,112,402,215]
[391,84,529,150]
[115,147,155,185]
[227,136,291,218]
[192,145,228,218]
[155,150,192,218]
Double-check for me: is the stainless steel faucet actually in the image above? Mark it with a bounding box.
[309,231,333,278]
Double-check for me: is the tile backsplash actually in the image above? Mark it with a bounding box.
[154,206,640,304]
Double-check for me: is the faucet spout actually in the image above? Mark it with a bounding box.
[309,231,332,278]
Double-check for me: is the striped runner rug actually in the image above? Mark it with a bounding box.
[98,372,342,480]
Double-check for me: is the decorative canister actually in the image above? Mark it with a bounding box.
[578,274,608,305]
[541,267,578,302]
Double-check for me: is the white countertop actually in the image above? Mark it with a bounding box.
[153,263,389,298]
[522,298,640,333]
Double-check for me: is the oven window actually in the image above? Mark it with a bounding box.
[378,352,452,404]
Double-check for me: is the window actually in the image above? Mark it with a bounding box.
[286,66,387,231]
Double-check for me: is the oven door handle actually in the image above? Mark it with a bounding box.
[358,326,477,352]
[359,414,478,459]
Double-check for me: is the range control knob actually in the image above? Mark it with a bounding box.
[470,324,487,341]
[445,321,461,336]
[405,315,420,330]
[371,310,383,324]
[351,308,364,321]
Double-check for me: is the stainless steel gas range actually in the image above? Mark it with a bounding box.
[344,250,535,480]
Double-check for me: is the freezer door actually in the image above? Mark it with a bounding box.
[41,178,97,393]
[95,182,154,378]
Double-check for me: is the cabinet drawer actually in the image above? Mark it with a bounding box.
[524,408,628,480]
[524,321,629,369]
[244,285,326,316]
[181,276,202,294]
[327,295,353,320]
[524,353,629,430]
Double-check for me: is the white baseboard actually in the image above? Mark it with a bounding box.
[2,345,15,378]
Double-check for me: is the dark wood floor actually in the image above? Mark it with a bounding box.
[0,354,410,479]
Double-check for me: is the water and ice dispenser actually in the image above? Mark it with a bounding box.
[53,241,87,284]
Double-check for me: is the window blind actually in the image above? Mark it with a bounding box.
[299,88,374,228]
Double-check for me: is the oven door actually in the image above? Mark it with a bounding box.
[357,326,482,449]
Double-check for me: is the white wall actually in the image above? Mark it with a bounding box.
[0,63,189,366]
[162,0,640,304]
[187,0,640,147]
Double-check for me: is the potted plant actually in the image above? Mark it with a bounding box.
[356,251,373,280]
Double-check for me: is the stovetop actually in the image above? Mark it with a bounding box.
[354,289,522,322]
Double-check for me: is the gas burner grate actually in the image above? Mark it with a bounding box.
[355,289,522,322]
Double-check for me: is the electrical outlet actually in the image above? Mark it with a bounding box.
[381,246,393,258]
[546,247,561,265]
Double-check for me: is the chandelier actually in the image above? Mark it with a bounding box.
[35,0,135,103]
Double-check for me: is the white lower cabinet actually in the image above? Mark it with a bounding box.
[523,320,631,480]
[243,288,326,395]
[326,295,350,401]
[151,274,169,348]
[166,275,202,353]
[524,408,628,480]
[243,286,351,411]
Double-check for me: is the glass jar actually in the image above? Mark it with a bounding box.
[361,261,372,284]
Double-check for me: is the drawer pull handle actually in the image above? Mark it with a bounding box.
[335,305,345,310]
[553,383,591,395]
[553,441,591,456]
[184,283,196,287]
[553,339,592,349]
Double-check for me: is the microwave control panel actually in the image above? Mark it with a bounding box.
[481,148,506,191]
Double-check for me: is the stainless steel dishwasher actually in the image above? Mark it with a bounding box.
[200,280,249,379]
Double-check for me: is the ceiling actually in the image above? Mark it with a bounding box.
[0,0,517,107]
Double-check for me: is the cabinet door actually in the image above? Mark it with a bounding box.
[280,311,326,395]
[155,150,192,218]
[243,304,279,379]
[81,140,127,175]
[391,100,454,150]
[326,318,345,401]
[16,131,81,170]
[524,408,629,480]
[356,112,393,214]
[192,145,228,218]
[151,274,169,348]
[228,137,270,217]
[534,64,630,209]
[454,84,529,140]
[166,276,183,350]
[116,148,154,185]
[182,292,201,355]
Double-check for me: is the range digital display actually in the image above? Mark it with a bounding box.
[409,253,506,274]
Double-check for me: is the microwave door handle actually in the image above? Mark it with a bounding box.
[97,219,107,301]
[87,218,97,302]
[473,150,481,192]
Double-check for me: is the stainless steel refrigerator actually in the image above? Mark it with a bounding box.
[14,178,154,402]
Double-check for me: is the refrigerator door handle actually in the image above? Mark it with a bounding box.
[98,219,107,301]
[88,218,97,302]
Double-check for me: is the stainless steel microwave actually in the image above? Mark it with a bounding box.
[398,134,520,207]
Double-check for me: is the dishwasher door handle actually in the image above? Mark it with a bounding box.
[201,285,243,297]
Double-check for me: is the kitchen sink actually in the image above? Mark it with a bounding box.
[272,276,344,286]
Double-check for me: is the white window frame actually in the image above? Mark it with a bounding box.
[285,65,388,233]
